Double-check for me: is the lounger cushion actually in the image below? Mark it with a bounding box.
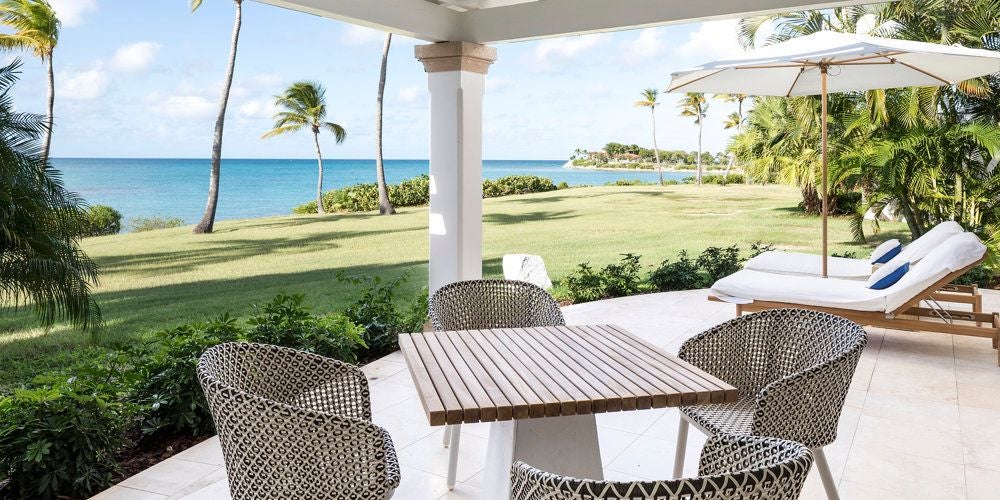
[743,251,872,279]
[868,261,909,290]
[870,239,901,264]
[896,220,964,263]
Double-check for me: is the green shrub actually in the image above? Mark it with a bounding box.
[243,293,366,363]
[557,181,570,189]
[649,251,701,291]
[77,205,122,237]
[128,216,185,232]
[954,264,997,287]
[338,273,429,359]
[562,263,607,303]
[607,179,654,186]
[563,254,649,302]
[295,175,559,214]
[136,316,241,437]
[695,173,746,185]
[482,175,558,198]
[696,245,743,285]
[0,357,137,499]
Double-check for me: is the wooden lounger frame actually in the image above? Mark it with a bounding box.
[709,260,1000,365]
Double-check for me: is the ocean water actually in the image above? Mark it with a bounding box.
[52,158,694,224]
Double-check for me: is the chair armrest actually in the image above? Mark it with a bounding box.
[679,322,773,394]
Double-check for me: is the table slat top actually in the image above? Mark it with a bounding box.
[399,324,739,426]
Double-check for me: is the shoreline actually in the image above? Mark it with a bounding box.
[562,160,728,174]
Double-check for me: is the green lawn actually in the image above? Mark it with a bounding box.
[0,184,907,388]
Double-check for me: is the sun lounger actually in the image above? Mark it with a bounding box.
[710,232,1000,365]
[744,221,982,313]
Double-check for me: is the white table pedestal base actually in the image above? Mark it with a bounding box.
[482,414,603,500]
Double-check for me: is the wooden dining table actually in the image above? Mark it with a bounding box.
[398,324,738,499]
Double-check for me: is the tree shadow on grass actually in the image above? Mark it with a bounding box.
[0,260,431,380]
[94,227,426,276]
[483,210,577,226]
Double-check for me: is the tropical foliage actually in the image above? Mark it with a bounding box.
[0,60,101,331]
[263,81,347,215]
[730,0,1000,265]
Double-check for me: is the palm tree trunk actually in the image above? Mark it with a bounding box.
[651,108,662,186]
[194,0,242,234]
[313,131,326,214]
[696,121,703,185]
[42,52,54,165]
[375,33,395,215]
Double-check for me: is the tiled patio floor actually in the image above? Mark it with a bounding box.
[94,289,1000,499]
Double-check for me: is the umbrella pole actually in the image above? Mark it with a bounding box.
[821,66,829,278]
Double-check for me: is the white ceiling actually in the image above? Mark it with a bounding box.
[256,0,885,44]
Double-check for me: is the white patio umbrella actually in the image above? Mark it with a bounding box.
[667,30,1000,277]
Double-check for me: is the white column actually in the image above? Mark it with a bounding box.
[416,42,497,293]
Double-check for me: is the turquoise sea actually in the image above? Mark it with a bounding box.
[52,158,694,224]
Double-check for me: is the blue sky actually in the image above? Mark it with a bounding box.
[8,0,749,160]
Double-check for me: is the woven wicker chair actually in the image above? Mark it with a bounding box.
[429,279,565,489]
[198,342,400,500]
[672,308,867,500]
[513,434,814,500]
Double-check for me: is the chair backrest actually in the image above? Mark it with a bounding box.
[511,434,813,500]
[198,343,398,500]
[429,279,564,331]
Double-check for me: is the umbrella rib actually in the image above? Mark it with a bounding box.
[786,67,806,97]
[835,51,905,65]
[890,58,952,85]
[667,68,727,92]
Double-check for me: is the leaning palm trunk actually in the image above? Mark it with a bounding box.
[194,0,242,234]
[375,33,395,215]
[42,52,53,164]
[313,130,326,214]
[650,108,662,186]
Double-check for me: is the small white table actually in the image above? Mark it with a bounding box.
[399,324,737,499]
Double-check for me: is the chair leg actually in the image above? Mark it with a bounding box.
[447,424,462,490]
[813,447,840,500]
[442,424,452,447]
[673,416,689,479]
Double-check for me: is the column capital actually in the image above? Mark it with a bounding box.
[415,41,497,74]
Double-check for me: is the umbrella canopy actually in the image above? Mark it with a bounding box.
[668,30,1000,96]
[667,31,1000,277]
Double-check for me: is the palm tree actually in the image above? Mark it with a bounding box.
[634,88,663,185]
[678,92,709,184]
[0,59,101,331]
[374,33,395,215]
[715,93,748,181]
[192,0,243,234]
[262,81,346,215]
[0,0,59,164]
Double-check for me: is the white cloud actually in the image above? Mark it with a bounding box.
[151,95,216,119]
[48,0,98,27]
[675,20,747,60]
[248,73,283,88]
[535,34,606,62]
[395,86,423,104]
[109,42,162,72]
[341,25,387,45]
[239,99,276,119]
[626,29,667,60]
[486,76,511,94]
[59,66,110,100]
